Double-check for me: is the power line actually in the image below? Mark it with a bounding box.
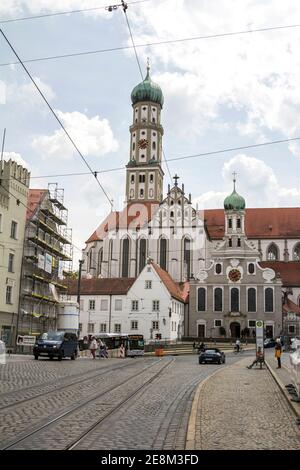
[0,28,113,209]
[3,134,300,182]
[2,22,300,68]
[0,0,149,24]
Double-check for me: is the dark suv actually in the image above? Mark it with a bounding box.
[33,331,78,360]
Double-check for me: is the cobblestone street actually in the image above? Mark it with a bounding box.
[1,352,299,450]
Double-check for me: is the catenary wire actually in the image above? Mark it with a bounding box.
[2,22,300,67]
[0,28,113,209]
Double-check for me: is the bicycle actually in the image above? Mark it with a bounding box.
[233,345,243,354]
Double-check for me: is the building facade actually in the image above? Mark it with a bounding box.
[0,159,30,346]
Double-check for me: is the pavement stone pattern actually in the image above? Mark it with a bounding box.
[193,357,300,450]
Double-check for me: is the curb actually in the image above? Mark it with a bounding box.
[265,359,300,418]
[185,359,244,450]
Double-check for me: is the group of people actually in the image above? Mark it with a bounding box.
[89,337,126,359]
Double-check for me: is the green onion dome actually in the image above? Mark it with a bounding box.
[131,66,164,108]
[224,180,246,211]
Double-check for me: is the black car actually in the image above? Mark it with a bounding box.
[199,348,226,364]
[264,338,276,348]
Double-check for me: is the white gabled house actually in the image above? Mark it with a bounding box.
[65,260,188,342]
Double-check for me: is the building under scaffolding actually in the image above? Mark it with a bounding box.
[18,183,73,337]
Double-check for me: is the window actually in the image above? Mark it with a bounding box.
[115,299,122,311]
[247,288,256,312]
[214,320,222,327]
[197,288,206,311]
[152,321,159,330]
[131,321,138,330]
[149,173,154,183]
[98,249,103,276]
[237,218,241,229]
[10,221,18,239]
[114,324,121,333]
[214,288,223,312]
[153,300,160,311]
[293,243,300,261]
[101,299,108,311]
[229,238,232,247]
[237,238,241,247]
[267,244,279,261]
[89,300,95,310]
[248,263,255,274]
[160,238,167,271]
[88,323,94,333]
[231,288,239,312]
[131,174,135,183]
[184,237,191,279]
[79,323,82,331]
[265,288,274,312]
[139,238,147,273]
[170,211,174,217]
[152,142,156,150]
[132,143,135,151]
[228,219,232,229]
[6,286,12,304]
[8,253,14,273]
[100,323,107,333]
[140,189,144,197]
[215,263,222,274]
[145,281,152,289]
[139,174,145,183]
[248,320,256,328]
[132,300,139,311]
[289,325,295,334]
[122,238,130,278]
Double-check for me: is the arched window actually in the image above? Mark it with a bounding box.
[108,239,113,276]
[184,237,191,279]
[198,288,206,311]
[152,141,156,150]
[267,244,279,261]
[97,248,103,276]
[247,288,256,312]
[265,288,274,312]
[237,218,241,229]
[228,219,232,229]
[215,263,222,274]
[231,288,239,312]
[122,238,130,278]
[139,238,147,273]
[88,250,93,272]
[229,238,232,247]
[293,243,300,261]
[160,238,167,271]
[248,263,255,274]
[214,288,223,311]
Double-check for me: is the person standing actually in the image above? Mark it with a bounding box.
[275,338,282,369]
[89,337,98,359]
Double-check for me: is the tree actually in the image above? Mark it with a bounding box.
[63,270,79,280]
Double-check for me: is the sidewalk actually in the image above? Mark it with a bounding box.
[186,357,300,450]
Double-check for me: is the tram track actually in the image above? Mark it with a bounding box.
[0,359,150,411]
[1,357,174,450]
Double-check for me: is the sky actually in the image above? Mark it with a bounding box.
[1,0,300,266]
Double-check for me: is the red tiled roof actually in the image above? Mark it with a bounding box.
[283,298,300,315]
[86,202,159,243]
[204,208,300,239]
[66,278,135,296]
[26,189,47,220]
[259,261,300,287]
[152,262,188,303]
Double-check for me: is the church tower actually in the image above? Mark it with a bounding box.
[223,174,246,251]
[126,64,164,203]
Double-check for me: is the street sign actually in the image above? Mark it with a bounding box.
[17,335,36,346]
[255,320,264,357]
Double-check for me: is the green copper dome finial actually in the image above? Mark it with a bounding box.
[131,60,164,107]
[224,172,246,211]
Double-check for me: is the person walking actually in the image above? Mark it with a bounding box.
[89,337,98,359]
[275,338,282,368]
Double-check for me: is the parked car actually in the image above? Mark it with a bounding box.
[264,338,276,348]
[199,348,225,364]
[33,331,78,360]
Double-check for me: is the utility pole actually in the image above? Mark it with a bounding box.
[77,259,84,305]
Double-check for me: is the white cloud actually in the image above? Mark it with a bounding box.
[128,0,300,152]
[3,151,30,169]
[194,153,300,208]
[32,110,119,160]
[7,77,56,107]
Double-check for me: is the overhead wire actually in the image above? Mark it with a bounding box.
[2,22,300,68]
[0,28,113,209]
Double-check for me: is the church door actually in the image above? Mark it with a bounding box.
[266,325,273,339]
[197,324,205,339]
[230,322,241,339]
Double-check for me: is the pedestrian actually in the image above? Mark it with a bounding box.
[193,341,196,350]
[235,338,241,353]
[247,347,264,369]
[275,338,282,369]
[89,337,98,359]
[100,343,108,358]
[118,343,125,359]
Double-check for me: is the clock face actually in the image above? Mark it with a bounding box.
[138,139,148,149]
[228,269,241,282]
